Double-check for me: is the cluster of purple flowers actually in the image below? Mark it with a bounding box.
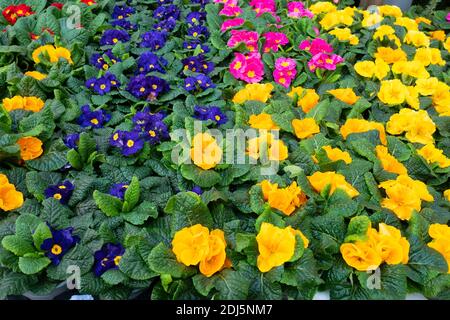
[182,55,214,74]
[194,105,228,126]
[153,4,180,32]
[90,50,121,71]
[100,29,130,46]
[86,72,121,95]
[44,181,75,205]
[41,225,80,265]
[78,105,111,129]
[137,52,167,74]
[110,110,169,156]
[110,4,136,30]
[184,74,215,92]
[127,74,169,100]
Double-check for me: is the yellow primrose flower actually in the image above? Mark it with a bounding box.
[307,171,359,198]
[172,224,210,266]
[199,229,227,277]
[24,71,47,80]
[340,119,387,145]
[190,133,223,170]
[23,97,45,112]
[321,145,352,164]
[362,11,383,28]
[319,10,353,30]
[432,84,450,116]
[379,175,433,220]
[405,86,420,110]
[395,16,418,31]
[368,224,410,265]
[373,25,395,41]
[415,77,440,96]
[445,37,450,52]
[32,45,73,64]
[292,118,320,139]
[340,241,382,271]
[414,48,446,67]
[287,226,309,249]
[308,1,337,15]
[374,47,407,64]
[430,30,446,42]
[17,136,43,161]
[392,61,430,79]
[378,5,403,17]
[375,145,407,175]
[288,87,320,113]
[232,83,274,104]
[387,109,436,145]
[260,181,307,216]
[354,60,375,78]
[2,96,24,112]
[247,132,288,161]
[0,174,24,212]
[444,190,450,202]
[404,30,430,47]
[248,113,279,130]
[427,224,450,273]
[415,17,431,25]
[256,223,296,273]
[417,144,450,168]
[329,27,359,45]
[327,88,359,105]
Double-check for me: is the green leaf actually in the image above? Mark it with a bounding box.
[15,214,42,241]
[255,208,285,232]
[345,216,371,243]
[26,151,68,172]
[192,274,217,296]
[32,222,52,250]
[148,243,196,278]
[249,185,266,215]
[41,198,71,229]
[180,164,221,188]
[18,255,51,275]
[281,250,321,287]
[101,269,127,285]
[78,132,97,163]
[93,190,123,217]
[2,235,36,256]
[214,269,250,300]
[119,246,156,281]
[123,176,140,212]
[67,149,82,170]
[164,192,213,232]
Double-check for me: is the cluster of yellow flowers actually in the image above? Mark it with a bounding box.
[341,223,409,271]
[307,171,359,198]
[232,83,274,104]
[313,145,352,165]
[427,224,450,273]
[417,144,450,169]
[172,224,229,277]
[32,45,73,64]
[248,113,279,130]
[329,27,359,46]
[2,96,45,113]
[292,118,320,140]
[340,118,387,145]
[16,136,44,161]
[247,131,288,161]
[190,133,223,170]
[387,109,436,144]
[260,180,307,216]
[379,175,434,221]
[0,174,24,212]
[256,222,309,272]
[319,7,354,30]
[288,87,320,113]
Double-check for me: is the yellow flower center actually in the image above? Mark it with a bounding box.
[113,133,119,141]
[114,255,122,265]
[91,118,99,125]
[281,62,290,67]
[59,185,66,189]
[140,87,146,93]
[51,244,63,255]
[53,193,62,200]
[100,84,106,90]
[193,32,198,37]
[127,140,135,147]
[247,71,255,78]
[113,38,118,43]
[102,64,109,70]
[149,130,156,137]
[215,115,221,121]
[234,61,242,70]
[152,84,158,90]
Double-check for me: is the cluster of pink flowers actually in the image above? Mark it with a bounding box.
[446,12,450,22]
[227,30,259,51]
[219,0,243,16]
[273,58,297,88]
[299,38,344,72]
[221,18,245,32]
[230,52,265,83]
[287,1,313,19]
[249,0,276,17]
[263,32,289,53]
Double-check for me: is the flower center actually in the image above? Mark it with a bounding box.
[51,244,63,255]
[53,193,62,200]
[114,255,122,265]
[91,118,99,125]
[127,140,135,147]
[149,130,156,137]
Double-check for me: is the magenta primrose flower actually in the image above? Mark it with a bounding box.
[227,29,259,51]
[230,52,265,83]
[287,2,314,19]
[299,38,334,55]
[220,5,243,16]
[250,0,276,17]
[221,18,245,32]
[274,57,297,88]
[308,53,344,72]
[263,32,289,52]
